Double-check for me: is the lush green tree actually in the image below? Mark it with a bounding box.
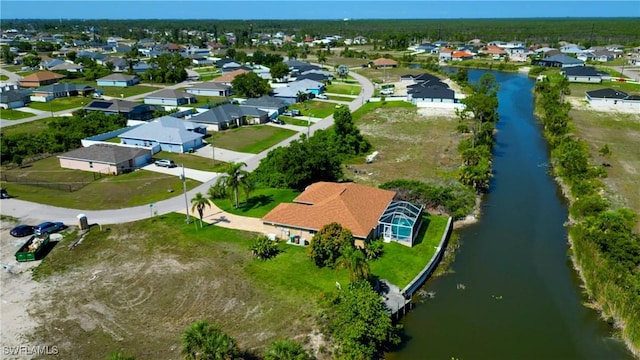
[363,238,384,260]
[22,54,41,68]
[325,281,401,360]
[336,64,349,80]
[332,106,370,156]
[335,246,370,283]
[215,162,250,208]
[1,45,16,63]
[252,130,343,190]
[190,192,211,228]
[270,62,290,81]
[182,320,240,360]
[308,222,355,268]
[146,52,190,83]
[231,72,271,98]
[264,340,311,360]
[249,235,280,260]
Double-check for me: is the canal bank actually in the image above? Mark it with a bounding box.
[390,70,634,359]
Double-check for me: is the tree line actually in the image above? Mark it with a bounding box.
[534,74,640,352]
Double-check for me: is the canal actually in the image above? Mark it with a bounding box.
[391,70,634,359]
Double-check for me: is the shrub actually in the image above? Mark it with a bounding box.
[249,235,280,260]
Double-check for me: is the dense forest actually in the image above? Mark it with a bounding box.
[2,18,640,48]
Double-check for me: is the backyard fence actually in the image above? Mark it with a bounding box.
[1,171,104,192]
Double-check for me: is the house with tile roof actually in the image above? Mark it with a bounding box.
[212,69,250,86]
[58,143,152,175]
[262,182,424,247]
[96,73,140,87]
[189,103,269,131]
[118,116,205,153]
[19,71,66,88]
[144,89,196,107]
[373,57,398,69]
[451,51,473,61]
[185,82,231,97]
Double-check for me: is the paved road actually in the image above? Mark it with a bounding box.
[0,70,375,225]
[607,65,640,82]
[0,67,21,84]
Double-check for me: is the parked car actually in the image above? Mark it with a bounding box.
[272,118,285,125]
[317,94,329,100]
[155,159,177,168]
[0,188,9,199]
[283,110,301,117]
[34,222,65,236]
[10,225,35,237]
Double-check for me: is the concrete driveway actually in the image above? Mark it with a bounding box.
[141,163,220,182]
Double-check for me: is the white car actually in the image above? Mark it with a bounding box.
[155,159,177,168]
[317,94,329,100]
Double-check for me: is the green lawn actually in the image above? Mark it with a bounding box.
[28,97,89,112]
[153,150,226,172]
[100,85,159,98]
[370,214,449,288]
[279,116,312,127]
[569,81,640,97]
[352,100,416,122]
[288,100,339,118]
[211,125,296,154]
[0,156,200,209]
[0,108,34,120]
[326,94,356,102]
[0,74,9,81]
[212,187,300,218]
[325,83,361,96]
[0,117,55,136]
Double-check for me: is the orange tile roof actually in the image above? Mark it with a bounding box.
[262,182,396,238]
[452,51,473,58]
[484,45,507,55]
[20,71,65,82]
[439,48,454,53]
[373,58,398,66]
[212,69,250,83]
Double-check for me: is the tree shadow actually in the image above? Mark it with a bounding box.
[411,216,431,246]
[238,194,274,213]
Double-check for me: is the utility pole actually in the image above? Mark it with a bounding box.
[181,164,190,223]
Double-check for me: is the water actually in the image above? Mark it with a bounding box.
[391,70,633,359]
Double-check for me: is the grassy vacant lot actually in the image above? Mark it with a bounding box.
[325,83,361,96]
[212,187,300,218]
[28,96,89,112]
[0,108,34,120]
[288,100,339,118]
[211,125,296,153]
[0,117,54,136]
[152,150,226,172]
[348,101,461,186]
[570,109,640,231]
[569,81,640,97]
[279,116,311,127]
[0,74,8,80]
[100,85,159,98]
[29,213,349,359]
[354,67,426,85]
[370,214,449,288]
[0,156,199,209]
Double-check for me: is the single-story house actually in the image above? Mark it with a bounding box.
[0,89,32,109]
[451,51,474,61]
[585,88,640,110]
[189,104,269,131]
[185,82,231,97]
[212,69,250,86]
[118,116,205,153]
[96,74,140,87]
[85,99,156,120]
[262,182,424,247]
[400,73,446,87]
[242,96,287,118]
[39,58,65,70]
[562,66,602,83]
[49,62,84,73]
[373,57,398,69]
[285,60,321,76]
[103,57,128,72]
[132,61,156,74]
[19,71,65,88]
[58,143,152,175]
[408,86,456,105]
[532,54,585,68]
[144,89,196,106]
[30,83,95,102]
[438,48,453,61]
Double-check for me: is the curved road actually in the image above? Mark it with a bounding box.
[0,71,375,226]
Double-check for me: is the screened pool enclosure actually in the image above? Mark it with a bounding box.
[377,201,424,247]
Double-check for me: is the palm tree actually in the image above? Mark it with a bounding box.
[215,162,250,209]
[335,246,370,283]
[264,339,311,360]
[182,320,240,360]
[190,192,211,228]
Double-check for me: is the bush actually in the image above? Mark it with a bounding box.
[308,223,355,268]
[363,238,384,260]
[249,235,280,260]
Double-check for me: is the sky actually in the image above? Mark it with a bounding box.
[0,1,639,20]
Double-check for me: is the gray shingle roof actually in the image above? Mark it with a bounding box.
[242,96,287,109]
[542,54,584,65]
[58,144,150,164]
[190,104,267,125]
[118,116,204,144]
[97,73,139,82]
[36,83,94,93]
[85,99,146,112]
[145,89,195,100]
[187,82,231,91]
[564,66,600,77]
[586,88,628,99]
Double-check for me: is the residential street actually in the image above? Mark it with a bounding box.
[0,70,375,226]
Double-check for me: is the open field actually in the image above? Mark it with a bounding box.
[0,117,54,136]
[100,85,159,98]
[0,156,199,209]
[349,101,462,186]
[570,109,640,231]
[0,108,34,120]
[28,96,89,112]
[211,125,296,154]
[279,116,312,127]
[325,83,361,96]
[568,81,640,97]
[212,187,300,218]
[288,100,339,118]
